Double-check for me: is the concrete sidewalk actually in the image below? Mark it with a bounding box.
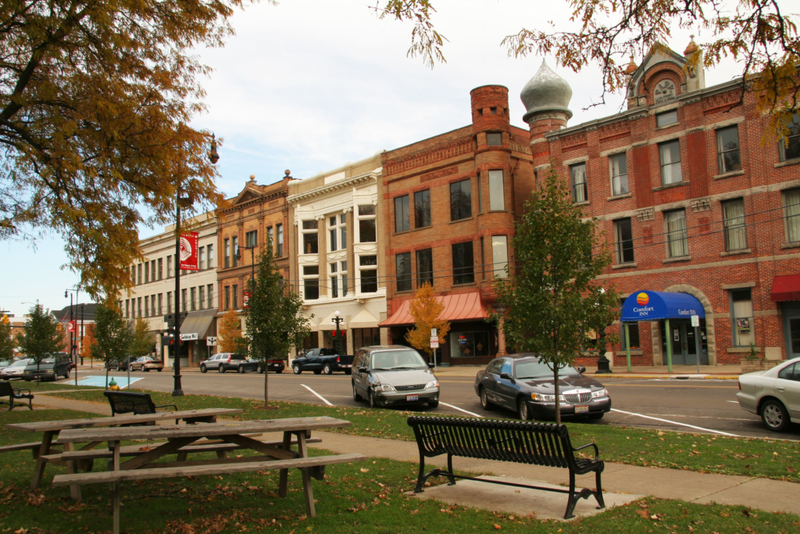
[27,393,799,521]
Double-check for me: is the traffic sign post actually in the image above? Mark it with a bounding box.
[691,314,701,373]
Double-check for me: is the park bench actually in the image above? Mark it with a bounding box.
[103,391,177,419]
[1,380,34,411]
[407,416,605,519]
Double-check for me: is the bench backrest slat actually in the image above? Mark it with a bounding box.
[408,416,575,470]
[103,391,157,415]
[0,381,12,397]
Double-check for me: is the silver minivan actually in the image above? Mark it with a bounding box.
[351,346,439,409]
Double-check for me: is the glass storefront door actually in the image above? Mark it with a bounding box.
[661,319,708,365]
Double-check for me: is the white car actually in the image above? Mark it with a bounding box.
[0,358,32,380]
[736,356,800,432]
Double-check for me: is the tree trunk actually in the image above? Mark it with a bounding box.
[553,366,561,424]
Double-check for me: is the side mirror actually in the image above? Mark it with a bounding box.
[500,372,515,383]
[428,362,435,369]
[358,366,368,373]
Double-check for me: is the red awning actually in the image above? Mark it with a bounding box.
[771,274,800,302]
[379,292,488,327]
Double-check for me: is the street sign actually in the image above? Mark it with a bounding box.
[206,336,217,346]
[691,314,700,327]
[430,336,439,348]
[180,333,198,341]
[66,321,75,333]
[431,328,437,337]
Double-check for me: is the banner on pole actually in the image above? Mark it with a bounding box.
[179,232,199,271]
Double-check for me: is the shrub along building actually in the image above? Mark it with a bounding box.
[524,40,800,367]
[378,85,535,366]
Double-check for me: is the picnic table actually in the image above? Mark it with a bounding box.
[51,416,364,534]
[6,407,243,497]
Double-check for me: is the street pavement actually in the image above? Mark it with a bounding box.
[30,371,800,522]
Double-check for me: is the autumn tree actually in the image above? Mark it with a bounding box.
[245,245,310,408]
[130,318,155,358]
[16,304,64,381]
[0,315,13,361]
[381,0,799,137]
[493,169,619,424]
[217,308,247,354]
[405,283,450,364]
[81,324,96,364]
[0,0,266,300]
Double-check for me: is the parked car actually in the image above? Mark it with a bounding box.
[129,355,164,372]
[0,360,11,372]
[0,358,31,380]
[351,345,439,409]
[199,353,251,373]
[22,353,72,381]
[474,353,611,421]
[260,359,286,374]
[292,348,354,375]
[105,356,139,372]
[736,356,800,432]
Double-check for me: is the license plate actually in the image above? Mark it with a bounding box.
[575,405,589,414]
[406,394,419,402]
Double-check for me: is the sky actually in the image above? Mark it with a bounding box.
[0,0,743,319]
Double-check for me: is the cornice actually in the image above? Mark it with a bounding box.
[287,172,379,206]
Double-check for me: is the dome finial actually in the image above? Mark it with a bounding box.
[520,60,573,123]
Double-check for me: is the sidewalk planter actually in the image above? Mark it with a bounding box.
[740,358,780,373]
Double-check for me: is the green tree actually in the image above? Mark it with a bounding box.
[0,0,265,300]
[405,283,450,364]
[0,314,14,361]
[493,169,619,424]
[129,317,155,358]
[15,304,64,382]
[245,245,310,408]
[91,304,132,387]
[382,0,799,139]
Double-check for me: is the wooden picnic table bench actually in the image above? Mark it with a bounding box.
[407,416,605,519]
[52,416,365,534]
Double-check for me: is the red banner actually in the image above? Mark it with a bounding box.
[179,232,199,271]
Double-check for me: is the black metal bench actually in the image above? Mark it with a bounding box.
[1,380,34,411]
[407,416,605,519]
[103,391,177,421]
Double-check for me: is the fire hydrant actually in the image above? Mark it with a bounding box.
[108,378,120,391]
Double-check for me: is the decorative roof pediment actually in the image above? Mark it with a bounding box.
[627,43,688,101]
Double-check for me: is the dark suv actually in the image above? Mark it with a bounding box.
[22,352,72,381]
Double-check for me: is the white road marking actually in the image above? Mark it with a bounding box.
[440,402,483,418]
[611,408,741,437]
[301,384,333,406]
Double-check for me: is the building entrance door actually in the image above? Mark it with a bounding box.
[785,317,800,359]
[661,319,708,365]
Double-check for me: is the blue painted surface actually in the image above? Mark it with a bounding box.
[621,290,705,322]
[75,376,142,388]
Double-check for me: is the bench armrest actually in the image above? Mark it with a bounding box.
[155,404,178,412]
[13,387,32,395]
[573,441,600,460]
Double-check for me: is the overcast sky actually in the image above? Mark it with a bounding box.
[1,0,741,318]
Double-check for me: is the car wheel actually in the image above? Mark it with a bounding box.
[428,399,439,409]
[64,369,70,379]
[238,366,245,374]
[588,412,605,420]
[144,368,150,372]
[293,365,301,375]
[259,367,265,374]
[218,365,225,373]
[352,382,362,402]
[518,398,532,421]
[479,388,492,410]
[323,364,332,375]
[761,399,791,432]
[200,365,207,373]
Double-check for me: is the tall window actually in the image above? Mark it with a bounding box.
[783,188,800,243]
[224,238,230,268]
[245,230,258,248]
[266,226,273,250]
[452,241,475,285]
[491,236,508,278]
[301,220,319,254]
[137,264,142,284]
[394,195,410,233]
[276,224,284,256]
[730,289,754,347]
[137,297,142,317]
[157,294,163,315]
[416,248,433,288]
[199,247,206,270]
[223,286,229,310]
[665,209,689,258]
[144,296,149,317]
[167,256,173,278]
[450,179,472,221]
[198,286,205,310]
[570,163,588,202]
[396,252,412,292]
[722,199,747,251]
[359,255,378,293]
[779,113,800,162]
[303,266,319,300]
[609,153,629,196]
[357,205,377,243]
[232,285,238,309]
[181,289,187,312]
[151,261,156,282]
[614,218,635,264]
[716,126,741,173]
[207,284,214,308]
[414,190,431,228]
[488,170,505,211]
[231,236,239,266]
[330,261,347,298]
[167,291,172,313]
[329,214,346,251]
[207,244,214,268]
[659,140,683,185]
[190,287,196,311]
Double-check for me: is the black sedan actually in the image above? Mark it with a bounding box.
[474,354,611,421]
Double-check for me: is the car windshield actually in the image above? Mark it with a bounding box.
[8,359,30,368]
[514,358,580,379]
[371,351,427,370]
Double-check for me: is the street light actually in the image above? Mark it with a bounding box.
[332,310,343,354]
[65,288,80,365]
[172,133,219,397]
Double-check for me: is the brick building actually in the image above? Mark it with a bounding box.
[524,42,800,367]
[379,85,535,366]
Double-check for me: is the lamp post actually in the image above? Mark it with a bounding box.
[65,288,80,384]
[332,310,343,355]
[595,287,613,374]
[172,133,219,397]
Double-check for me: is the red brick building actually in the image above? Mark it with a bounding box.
[525,42,800,367]
[379,85,535,366]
